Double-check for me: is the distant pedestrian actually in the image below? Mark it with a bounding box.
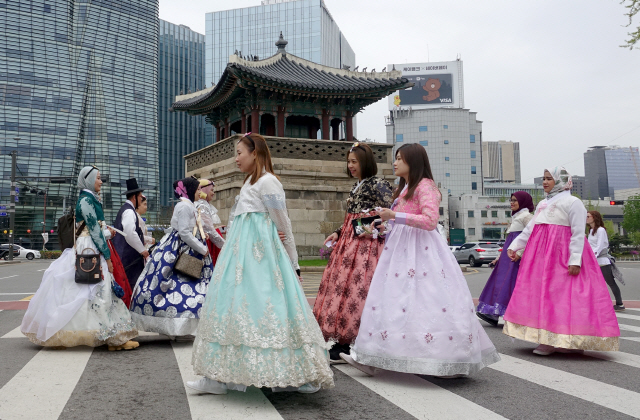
[503,167,620,356]
[476,191,534,326]
[195,178,225,265]
[113,178,148,290]
[341,144,500,377]
[587,211,625,311]
[313,142,393,363]
[130,177,212,338]
[188,133,333,395]
[21,166,139,350]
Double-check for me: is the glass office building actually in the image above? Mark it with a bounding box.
[584,146,640,199]
[159,20,209,207]
[0,0,158,248]
[205,0,355,86]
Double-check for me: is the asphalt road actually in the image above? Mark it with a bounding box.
[1,260,640,420]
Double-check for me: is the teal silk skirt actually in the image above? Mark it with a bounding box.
[191,212,334,389]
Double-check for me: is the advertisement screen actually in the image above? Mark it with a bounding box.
[388,61,463,110]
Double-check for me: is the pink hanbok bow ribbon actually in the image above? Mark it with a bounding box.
[175,181,188,199]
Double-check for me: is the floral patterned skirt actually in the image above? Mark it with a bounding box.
[313,212,384,344]
[192,212,334,389]
[130,230,213,336]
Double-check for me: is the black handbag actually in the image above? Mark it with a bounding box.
[351,216,380,236]
[74,219,102,284]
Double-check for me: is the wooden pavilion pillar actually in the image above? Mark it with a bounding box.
[321,109,330,140]
[224,119,230,139]
[215,123,221,143]
[346,111,354,142]
[241,110,247,134]
[277,106,285,137]
[251,108,259,133]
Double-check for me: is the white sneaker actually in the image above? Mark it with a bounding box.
[297,383,321,394]
[186,377,228,394]
[532,344,556,356]
[339,353,377,376]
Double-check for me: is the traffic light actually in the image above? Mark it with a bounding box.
[610,200,624,205]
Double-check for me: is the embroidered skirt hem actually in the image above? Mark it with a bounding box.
[352,348,501,376]
[23,322,137,347]
[130,312,198,336]
[503,321,619,351]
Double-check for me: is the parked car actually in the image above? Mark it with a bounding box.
[453,242,502,267]
[1,244,41,260]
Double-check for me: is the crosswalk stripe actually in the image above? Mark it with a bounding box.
[620,336,640,343]
[627,308,640,313]
[618,323,640,334]
[584,350,640,369]
[170,342,284,420]
[616,313,640,322]
[0,347,93,420]
[490,353,640,418]
[334,364,507,420]
[1,326,22,338]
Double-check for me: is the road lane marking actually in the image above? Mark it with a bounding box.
[584,350,640,370]
[490,353,640,418]
[170,342,284,420]
[620,336,640,343]
[37,269,47,272]
[0,347,93,420]
[0,293,35,295]
[0,275,18,280]
[1,327,23,338]
[335,364,507,420]
[19,295,33,301]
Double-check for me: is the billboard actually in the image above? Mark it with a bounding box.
[388,61,463,110]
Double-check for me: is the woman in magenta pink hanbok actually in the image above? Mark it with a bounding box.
[341,144,500,377]
[503,167,620,356]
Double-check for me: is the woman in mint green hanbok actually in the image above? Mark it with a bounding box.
[188,133,334,395]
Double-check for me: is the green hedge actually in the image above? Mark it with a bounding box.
[41,250,63,260]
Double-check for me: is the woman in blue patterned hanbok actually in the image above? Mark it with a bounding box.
[130,177,218,337]
[188,133,334,395]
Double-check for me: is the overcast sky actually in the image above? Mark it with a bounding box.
[159,0,640,183]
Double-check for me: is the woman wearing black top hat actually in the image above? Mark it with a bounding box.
[113,178,149,290]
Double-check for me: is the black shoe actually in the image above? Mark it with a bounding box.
[476,312,499,327]
[614,304,626,312]
[329,343,348,364]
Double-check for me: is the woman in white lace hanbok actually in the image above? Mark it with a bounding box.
[188,133,334,395]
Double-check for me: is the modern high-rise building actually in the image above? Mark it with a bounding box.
[385,60,483,196]
[205,0,355,86]
[584,146,640,199]
[159,20,209,207]
[482,140,521,183]
[0,0,159,247]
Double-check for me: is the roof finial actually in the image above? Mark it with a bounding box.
[275,31,288,54]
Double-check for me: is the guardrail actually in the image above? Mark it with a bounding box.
[616,255,640,262]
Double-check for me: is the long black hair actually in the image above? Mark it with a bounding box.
[392,143,436,201]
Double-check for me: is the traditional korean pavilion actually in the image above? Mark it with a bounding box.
[172,33,413,142]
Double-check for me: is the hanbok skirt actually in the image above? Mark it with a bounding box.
[313,211,384,344]
[21,236,137,347]
[108,240,132,308]
[477,231,521,317]
[503,224,620,351]
[130,230,213,336]
[192,212,334,389]
[351,223,501,376]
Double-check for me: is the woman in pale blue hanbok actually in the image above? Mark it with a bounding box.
[188,133,334,395]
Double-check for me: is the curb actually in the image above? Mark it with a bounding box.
[0,261,21,265]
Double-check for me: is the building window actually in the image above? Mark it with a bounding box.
[505,211,511,217]
[445,173,450,177]
[483,228,501,240]
[492,210,498,217]
[444,140,449,144]
[419,126,428,132]
[419,140,428,146]
[468,210,474,218]
[471,166,476,174]
[444,125,448,129]
[456,211,459,218]
[472,182,477,190]
[470,150,476,158]
[445,157,450,161]
[468,228,476,235]
[439,207,444,216]
[44,4,51,12]
[448,189,451,194]
[481,210,487,217]
[470,134,476,143]
[396,134,403,142]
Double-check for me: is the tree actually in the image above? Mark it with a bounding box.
[604,220,616,238]
[621,195,640,232]
[621,0,640,50]
[629,231,640,250]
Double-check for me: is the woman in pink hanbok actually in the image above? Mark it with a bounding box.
[341,144,500,377]
[503,167,620,356]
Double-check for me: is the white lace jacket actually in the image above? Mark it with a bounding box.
[229,173,299,270]
[194,199,225,249]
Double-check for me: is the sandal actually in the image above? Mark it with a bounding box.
[108,340,140,351]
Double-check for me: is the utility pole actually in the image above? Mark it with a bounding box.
[9,149,17,261]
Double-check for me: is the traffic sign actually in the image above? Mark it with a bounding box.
[0,212,7,217]
[0,206,5,210]
[15,187,18,202]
